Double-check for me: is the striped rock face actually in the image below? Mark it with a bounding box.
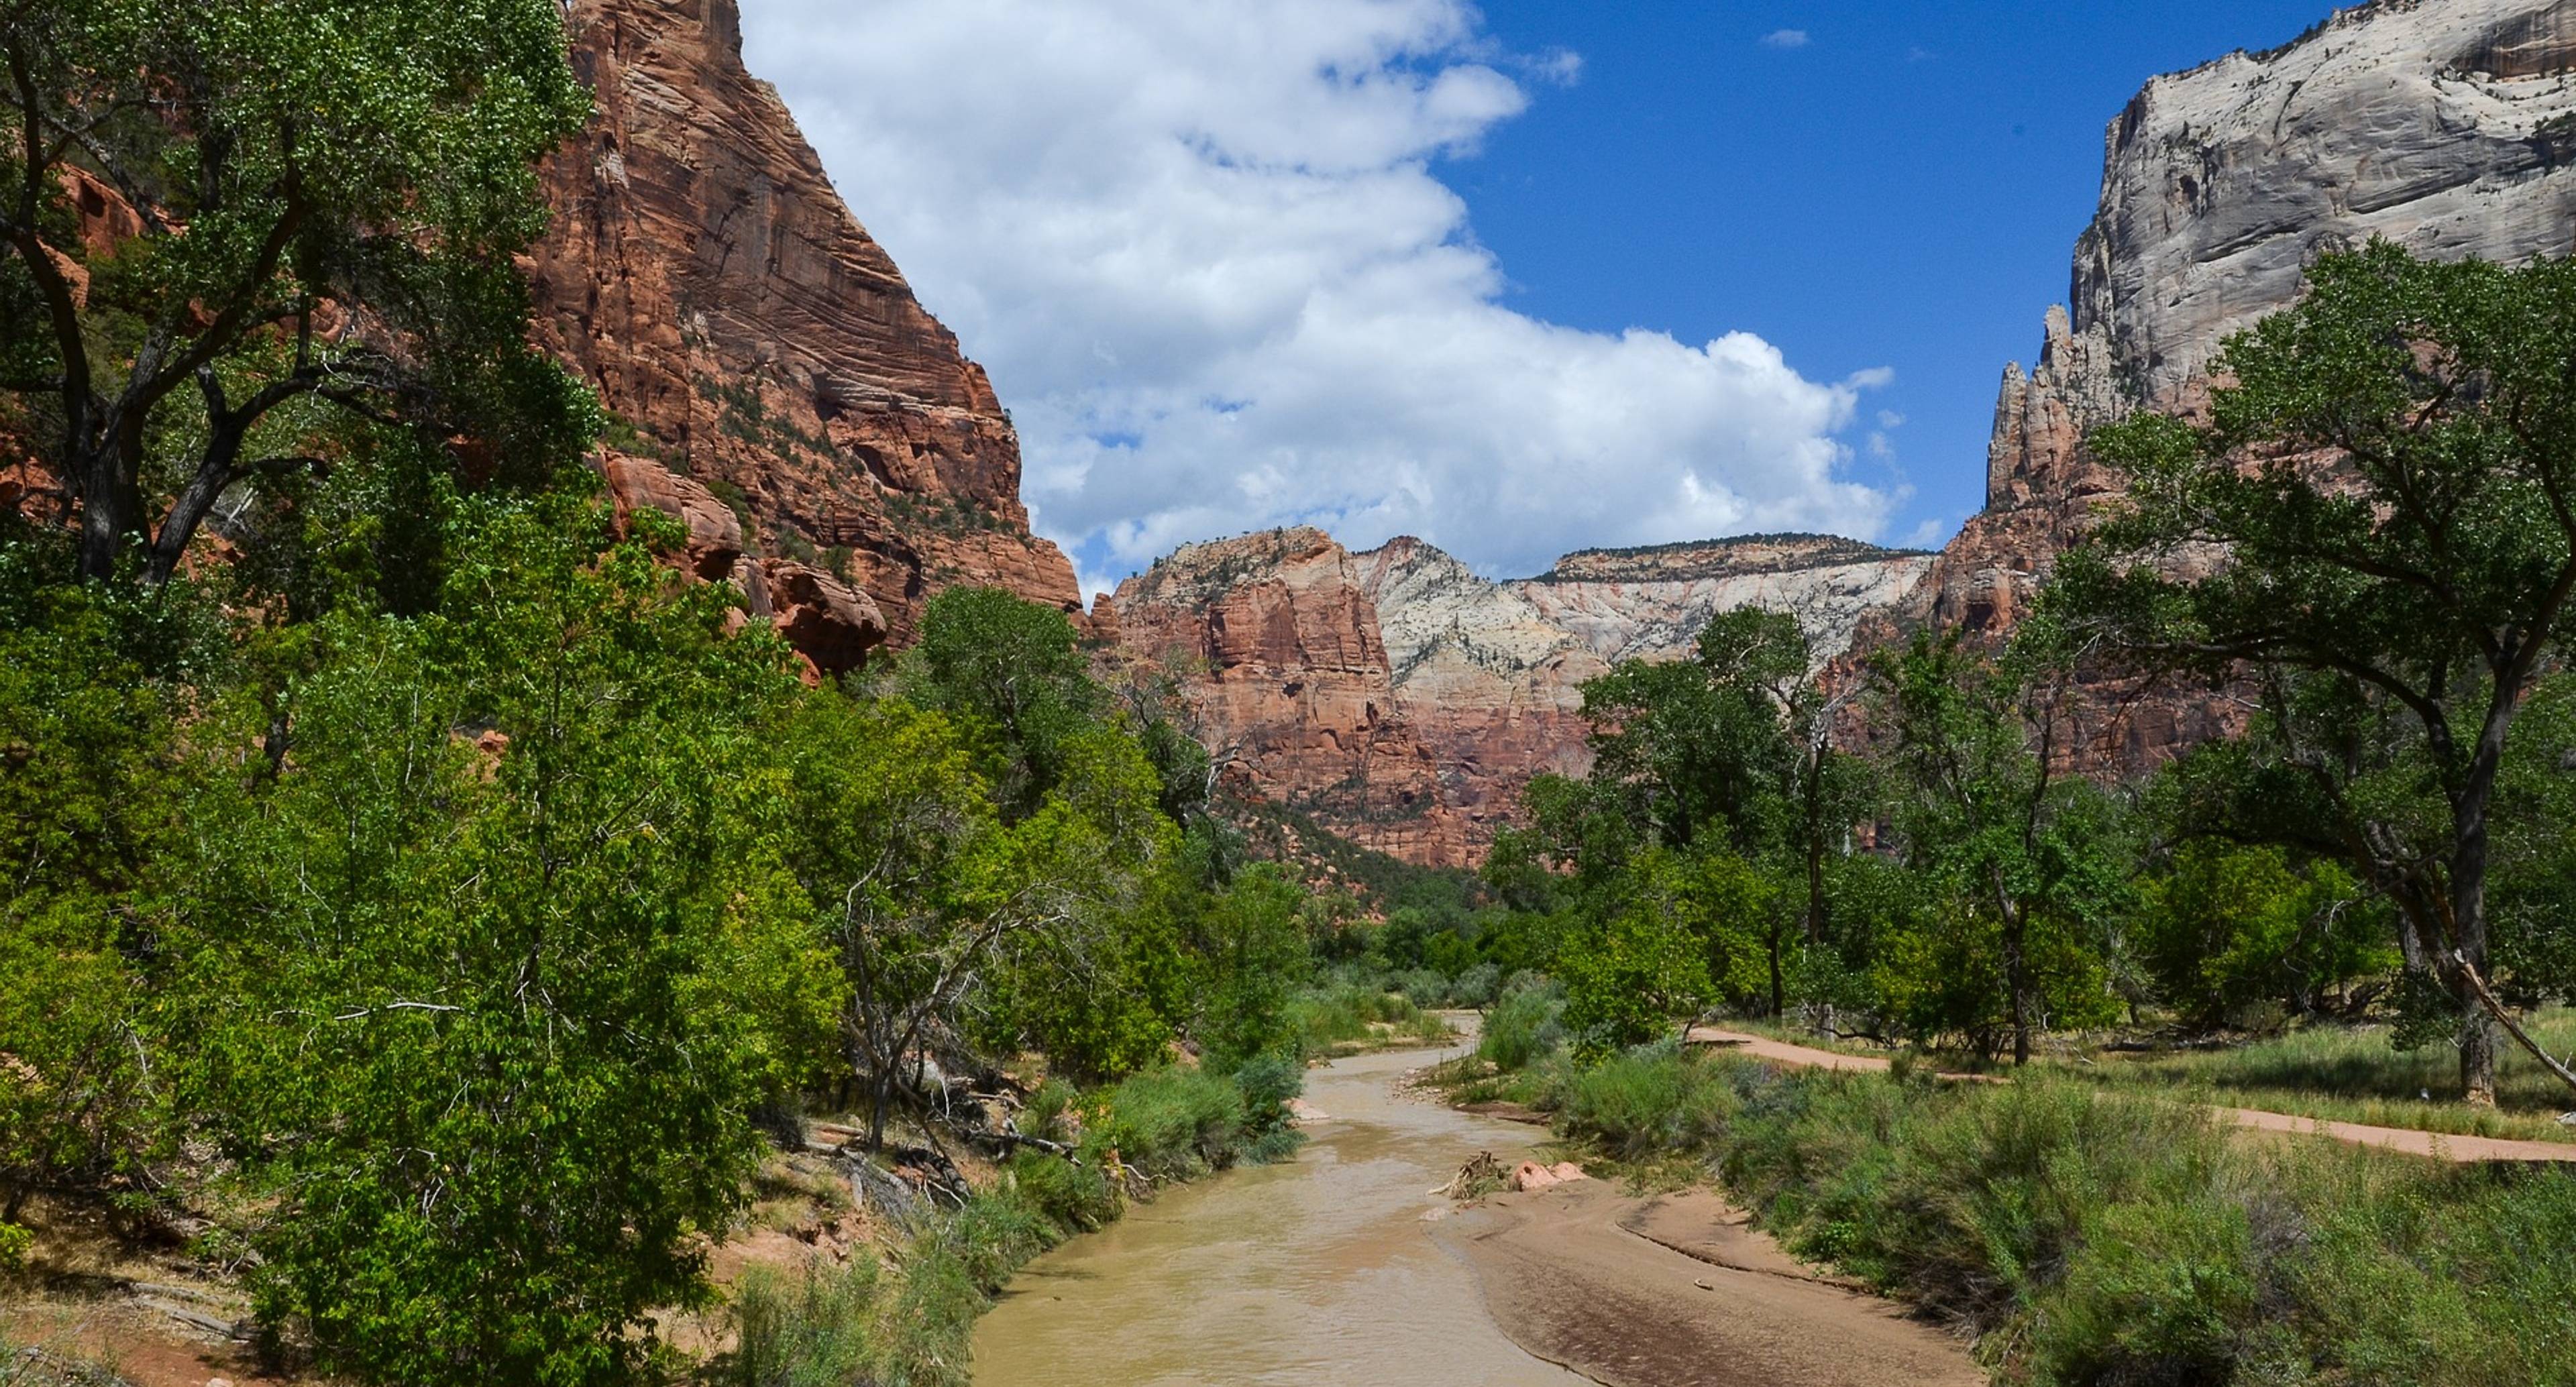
[531,0,1087,661]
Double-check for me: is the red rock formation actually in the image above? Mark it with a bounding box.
[531,0,1085,656]
[1108,529,1472,867]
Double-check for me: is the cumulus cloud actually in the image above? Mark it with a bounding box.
[740,0,1894,584]
[1760,28,1812,49]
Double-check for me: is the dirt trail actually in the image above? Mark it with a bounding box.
[1684,1028,2576,1164]
[1430,1182,1982,1387]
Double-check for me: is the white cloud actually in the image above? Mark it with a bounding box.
[1761,28,1812,49]
[741,0,1894,583]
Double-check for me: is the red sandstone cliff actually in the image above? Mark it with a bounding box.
[531,0,1085,665]
[1107,529,1473,867]
[1108,528,1931,867]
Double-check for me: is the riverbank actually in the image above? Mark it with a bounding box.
[1430,1181,1980,1387]
[1437,1034,2576,1386]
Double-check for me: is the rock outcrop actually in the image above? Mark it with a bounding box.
[531,0,1086,661]
[1856,0,2576,767]
[1110,529,1933,865]
[1521,537,1933,670]
[1108,530,1472,866]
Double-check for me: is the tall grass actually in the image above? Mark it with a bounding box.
[2073,1012,2576,1143]
[1543,1045,2576,1385]
[1291,982,1452,1057]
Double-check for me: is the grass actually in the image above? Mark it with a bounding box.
[1714,1008,2576,1143]
[2059,1011,2576,1144]
[1291,983,1454,1058]
[1503,1042,2576,1386]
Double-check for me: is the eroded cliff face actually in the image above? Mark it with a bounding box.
[1110,528,1933,865]
[531,0,1085,664]
[1858,0,2576,766]
[1108,530,1472,867]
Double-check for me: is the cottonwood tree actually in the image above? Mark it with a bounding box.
[1574,607,1862,1013]
[2051,241,2576,1103]
[0,0,595,583]
[178,499,832,1386]
[1869,630,2127,1065]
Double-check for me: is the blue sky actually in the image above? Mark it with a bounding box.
[1450,0,2337,548]
[746,0,2343,591]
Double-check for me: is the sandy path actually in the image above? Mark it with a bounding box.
[1429,1182,1982,1387]
[1684,1028,2576,1164]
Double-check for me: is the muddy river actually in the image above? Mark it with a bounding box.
[968,1030,1591,1385]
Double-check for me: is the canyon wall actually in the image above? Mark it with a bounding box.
[531,0,1086,669]
[1855,0,2576,765]
[1107,529,1933,865]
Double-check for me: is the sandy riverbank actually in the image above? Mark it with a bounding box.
[1429,1180,1981,1387]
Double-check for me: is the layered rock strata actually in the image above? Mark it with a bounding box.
[533,0,1085,660]
[1108,529,1933,865]
[1856,0,2576,767]
[1107,530,1472,867]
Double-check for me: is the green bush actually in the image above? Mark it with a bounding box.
[1004,1149,1116,1233]
[1291,981,1446,1055]
[1227,1053,1307,1165]
[1479,981,1566,1072]
[1552,1043,1739,1160]
[1669,1056,2576,1385]
[0,1220,28,1275]
[1089,1066,1248,1181]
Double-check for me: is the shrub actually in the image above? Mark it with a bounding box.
[1553,1043,1738,1160]
[1480,981,1566,1072]
[1004,1150,1116,1233]
[724,1258,879,1387]
[1089,1066,1247,1181]
[1449,962,1505,1009]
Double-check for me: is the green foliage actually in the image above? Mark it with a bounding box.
[2137,842,2390,1028]
[0,574,182,1220]
[724,1258,881,1387]
[1086,1066,1250,1182]
[2053,240,2576,1098]
[1191,866,1311,1066]
[171,496,830,1386]
[1686,1058,2576,1386]
[3,0,601,581]
[896,587,1101,818]
[1479,978,1567,1072]
[1867,630,2127,1061]
[1552,1043,1739,1160]
[1290,981,1448,1056]
[0,1219,29,1275]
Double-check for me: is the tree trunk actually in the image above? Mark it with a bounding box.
[2457,1001,2500,1108]
[1768,927,1785,1019]
[2453,779,2499,1105]
[2005,911,2031,1067]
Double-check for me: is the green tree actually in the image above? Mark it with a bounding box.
[175,498,830,1385]
[2053,241,2576,1102]
[2135,842,2385,1029]
[0,0,597,582]
[1870,630,2126,1064]
[1558,852,1717,1056]
[1189,865,1310,1067]
[896,587,1102,818]
[0,561,182,1223]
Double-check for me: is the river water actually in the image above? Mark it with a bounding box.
[967,1033,1592,1385]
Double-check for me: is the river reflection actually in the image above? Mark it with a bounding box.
[967,1032,1591,1386]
